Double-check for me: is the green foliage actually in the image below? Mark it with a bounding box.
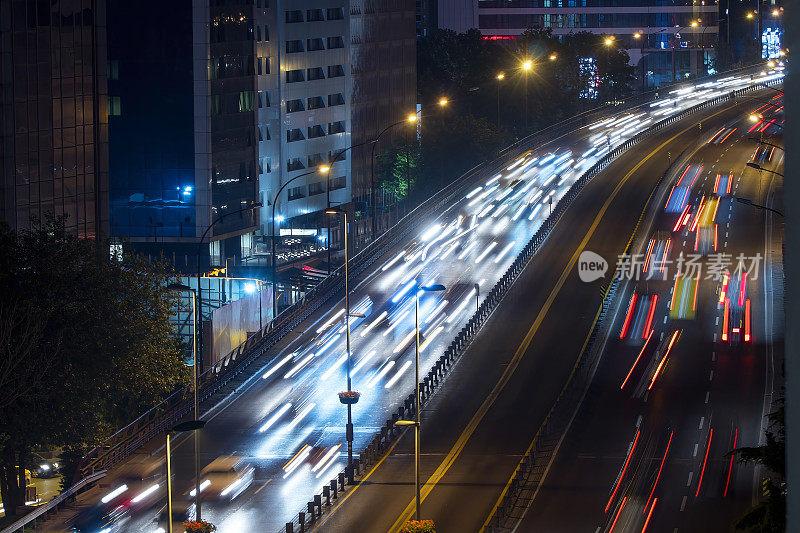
[376,145,421,203]
[0,215,188,515]
[732,400,785,532]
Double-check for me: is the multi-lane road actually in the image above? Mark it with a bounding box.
[522,93,784,533]
[312,89,784,532]
[48,70,784,533]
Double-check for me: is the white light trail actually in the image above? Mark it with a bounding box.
[424,300,448,324]
[131,484,159,503]
[189,480,211,497]
[475,241,498,264]
[285,403,316,432]
[259,402,292,433]
[385,360,413,388]
[101,485,128,504]
[351,350,376,377]
[368,361,396,387]
[316,309,345,334]
[360,311,387,337]
[393,329,417,354]
[493,241,516,263]
[284,353,314,378]
[447,289,478,324]
[419,325,444,352]
[321,354,347,381]
[457,241,477,260]
[263,353,295,379]
[282,446,312,478]
[312,444,342,473]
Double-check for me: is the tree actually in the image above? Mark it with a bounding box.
[0,216,188,515]
[732,400,785,532]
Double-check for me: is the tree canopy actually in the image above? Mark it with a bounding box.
[0,216,188,516]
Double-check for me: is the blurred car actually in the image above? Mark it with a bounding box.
[191,456,255,501]
[71,504,129,532]
[33,459,60,479]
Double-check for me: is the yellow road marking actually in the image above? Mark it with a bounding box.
[387,105,736,532]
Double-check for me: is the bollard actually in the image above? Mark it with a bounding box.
[323,485,330,506]
[299,512,305,532]
[354,458,361,475]
[331,479,338,499]
[308,501,315,520]
[314,494,322,515]
[338,472,345,490]
[287,523,294,533]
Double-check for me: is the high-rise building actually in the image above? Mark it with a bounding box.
[0,0,109,240]
[349,0,417,231]
[107,0,355,271]
[437,0,720,87]
[107,0,259,270]
[256,0,352,233]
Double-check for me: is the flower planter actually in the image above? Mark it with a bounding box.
[400,519,436,533]
[338,391,360,404]
[183,520,217,533]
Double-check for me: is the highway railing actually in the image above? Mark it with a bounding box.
[278,73,783,533]
[78,64,779,480]
[0,470,107,533]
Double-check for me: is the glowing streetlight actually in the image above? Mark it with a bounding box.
[772,8,780,16]
[604,36,615,46]
[438,98,448,106]
[522,59,533,70]
[749,114,761,123]
[496,72,505,80]
[690,20,699,27]
[549,53,557,60]
[746,12,754,19]
[633,32,642,39]
[407,114,417,123]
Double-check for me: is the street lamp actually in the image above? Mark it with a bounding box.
[396,282,446,522]
[549,53,557,61]
[496,73,505,128]
[521,60,533,131]
[633,32,646,91]
[165,420,206,533]
[166,284,202,521]
[735,196,784,217]
[749,137,784,152]
[325,206,357,481]
[368,114,419,241]
[604,36,615,46]
[271,166,331,318]
[746,161,784,178]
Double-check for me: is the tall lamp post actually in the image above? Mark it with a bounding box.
[495,73,505,128]
[396,282,446,521]
[325,206,357,481]
[271,166,331,318]
[195,201,262,374]
[633,32,645,92]
[166,284,202,520]
[165,420,206,533]
[369,114,419,239]
[521,59,532,131]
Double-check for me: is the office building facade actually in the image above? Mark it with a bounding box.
[0,0,109,240]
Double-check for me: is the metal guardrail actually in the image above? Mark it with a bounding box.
[79,63,778,480]
[1,470,107,533]
[278,74,783,533]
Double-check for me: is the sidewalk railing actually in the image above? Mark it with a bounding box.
[277,73,782,533]
[1,471,107,533]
